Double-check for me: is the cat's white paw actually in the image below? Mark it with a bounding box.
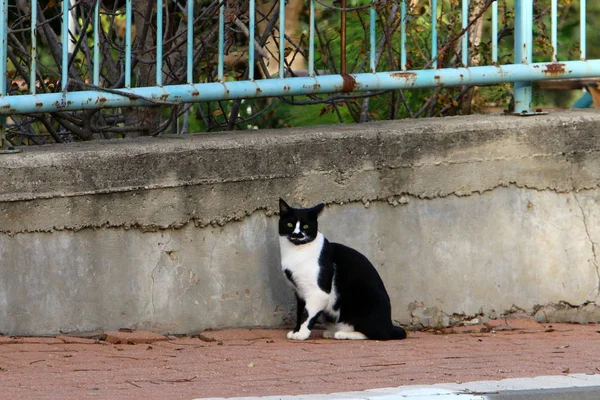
[334,330,368,340]
[287,329,311,341]
[323,330,335,339]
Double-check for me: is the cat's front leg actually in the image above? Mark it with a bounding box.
[287,296,325,341]
[287,295,307,340]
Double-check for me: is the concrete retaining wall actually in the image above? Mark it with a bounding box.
[1,110,600,335]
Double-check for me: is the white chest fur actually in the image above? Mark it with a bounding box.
[279,233,324,296]
[279,233,339,320]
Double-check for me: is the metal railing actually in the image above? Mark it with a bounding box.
[0,0,598,123]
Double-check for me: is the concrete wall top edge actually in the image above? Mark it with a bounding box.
[1,110,600,233]
[4,110,599,157]
[2,110,599,202]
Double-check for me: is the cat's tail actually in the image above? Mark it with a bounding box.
[390,326,407,340]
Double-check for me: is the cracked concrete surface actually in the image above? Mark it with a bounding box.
[534,301,600,324]
[573,193,600,300]
[2,110,600,335]
[2,110,600,235]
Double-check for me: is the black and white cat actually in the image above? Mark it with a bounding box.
[278,198,407,341]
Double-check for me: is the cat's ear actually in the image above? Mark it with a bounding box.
[310,203,325,217]
[279,198,292,215]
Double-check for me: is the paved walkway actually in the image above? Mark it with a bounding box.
[0,319,599,399]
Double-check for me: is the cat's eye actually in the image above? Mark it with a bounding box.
[303,224,309,229]
[287,222,294,228]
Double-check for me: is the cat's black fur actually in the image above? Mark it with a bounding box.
[278,198,406,341]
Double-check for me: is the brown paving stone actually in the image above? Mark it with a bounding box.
[104,330,168,345]
[488,313,545,331]
[0,336,19,345]
[55,335,99,345]
[0,324,599,399]
[14,337,65,345]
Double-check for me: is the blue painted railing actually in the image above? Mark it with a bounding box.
[0,0,598,118]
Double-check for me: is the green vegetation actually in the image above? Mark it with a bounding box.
[4,0,599,144]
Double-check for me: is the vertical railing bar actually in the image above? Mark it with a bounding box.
[513,0,533,114]
[461,0,468,67]
[580,0,586,60]
[279,0,285,78]
[61,0,70,91]
[340,0,347,75]
[309,0,315,76]
[93,0,100,86]
[551,0,557,62]
[30,0,38,94]
[400,0,406,70]
[0,0,6,96]
[369,0,376,73]
[156,0,163,85]
[248,0,255,80]
[514,1,531,64]
[0,0,7,150]
[431,0,438,68]
[218,0,224,81]
[187,0,193,83]
[124,0,132,88]
[528,0,533,61]
[492,0,498,63]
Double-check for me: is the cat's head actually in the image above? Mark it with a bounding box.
[278,198,325,245]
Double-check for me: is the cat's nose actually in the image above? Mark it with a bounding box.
[290,232,304,239]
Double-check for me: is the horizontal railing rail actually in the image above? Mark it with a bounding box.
[0,60,597,115]
[0,0,598,147]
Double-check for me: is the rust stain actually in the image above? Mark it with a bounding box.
[302,83,322,91]
[35,102,43,108]
[543,63,566,76]
[390,72,417,80]
[256,88,262,94]
[191,90,199,96]
[341,74,356,93]
[283,85,291,92]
